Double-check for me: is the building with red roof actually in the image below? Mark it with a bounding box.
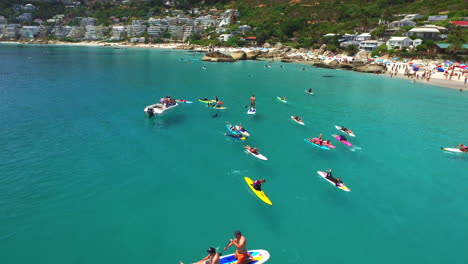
[450,21,468,27]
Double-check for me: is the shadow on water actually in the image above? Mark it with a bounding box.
[145,114,187,129]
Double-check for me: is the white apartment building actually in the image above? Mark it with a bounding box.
[111,26,126,40]
[359,40,384,51]
[20,26,40,38]
[386,36,412,49]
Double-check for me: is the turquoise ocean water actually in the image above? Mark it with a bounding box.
[0,44,467,264]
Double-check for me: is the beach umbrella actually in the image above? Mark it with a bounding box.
[404,58,409,61]
[378,59,383,62]
[413,66,419,71]
[393,58,399,60]
[374,55,379,58]
[437,68,444,72]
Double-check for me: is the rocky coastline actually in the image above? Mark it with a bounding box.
[199,43,386,73]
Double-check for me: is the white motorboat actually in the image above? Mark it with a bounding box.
[144,98,179,118]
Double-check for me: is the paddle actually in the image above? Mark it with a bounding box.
[219,240,232,256]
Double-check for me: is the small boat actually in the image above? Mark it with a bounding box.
[144,98,179,118]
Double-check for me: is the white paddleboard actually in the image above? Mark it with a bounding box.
[442,148,464,153]
[245,150,268,160]
[335,125,356,137]
[247,108,256,115]
[317,171,350,192]
[291,116,304,125]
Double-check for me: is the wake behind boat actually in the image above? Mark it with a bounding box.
[144,96,179,118]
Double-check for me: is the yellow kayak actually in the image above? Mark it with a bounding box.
[244,177,272,205]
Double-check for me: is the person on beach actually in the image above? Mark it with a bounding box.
[224,231,251,264]
[249,94,256,110]
[253,179,266,191]
[180,247,220,264]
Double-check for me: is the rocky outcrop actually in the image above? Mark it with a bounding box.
[246,50,261,60]
[202,51,236,62]
[312,62,336,69]
[354,64,385,73]
[338,63,354,69]
[231,51,246,60]
[355,50,368,62]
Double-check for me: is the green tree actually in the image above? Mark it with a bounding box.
[346,44,359,56]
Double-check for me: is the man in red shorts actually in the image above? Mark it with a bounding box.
[223,230,251,264]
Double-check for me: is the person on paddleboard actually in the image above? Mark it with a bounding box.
[338,135,347,141]
[293,116,302,122]
[458,144,468,152]
[279,96,286,101]
[307,88,312,93]
[180,247,220,264]
[224,231,251,264]
[253,179,266,191]
[341,126,353,134]
[335,177,343,186]
[245,145,259,154]
[249,94,256,110]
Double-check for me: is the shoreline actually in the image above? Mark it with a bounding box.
[2,40,466,91]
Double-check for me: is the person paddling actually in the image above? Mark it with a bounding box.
[293,116,302,122]
[223,231,251,264]
[307,88,312,93]
[458,144,468,152]
[249,94,256,110]
[253,179,266,191]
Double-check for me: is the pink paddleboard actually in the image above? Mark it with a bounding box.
[333,135,353,147]
[312,138,336,148]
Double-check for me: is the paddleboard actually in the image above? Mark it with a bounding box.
[226,124,239,135]
[176,99,193,104]
[245,147,267,160]
[291,116,304,125]
[335,125,356,137]
[211,106,227,109]
[441,147,465,153]
[235,125,250,137]
[199,98,215,103]
[244,177,272,205]
[225,133,246,140]
[247,108,256,115]
[333,134,353,147]
[304,139,329,150]
[305,90,314,95]
[277,97,287,103]
[312,138,335,148]
[317,171,350,192]
[220,249,270,264]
